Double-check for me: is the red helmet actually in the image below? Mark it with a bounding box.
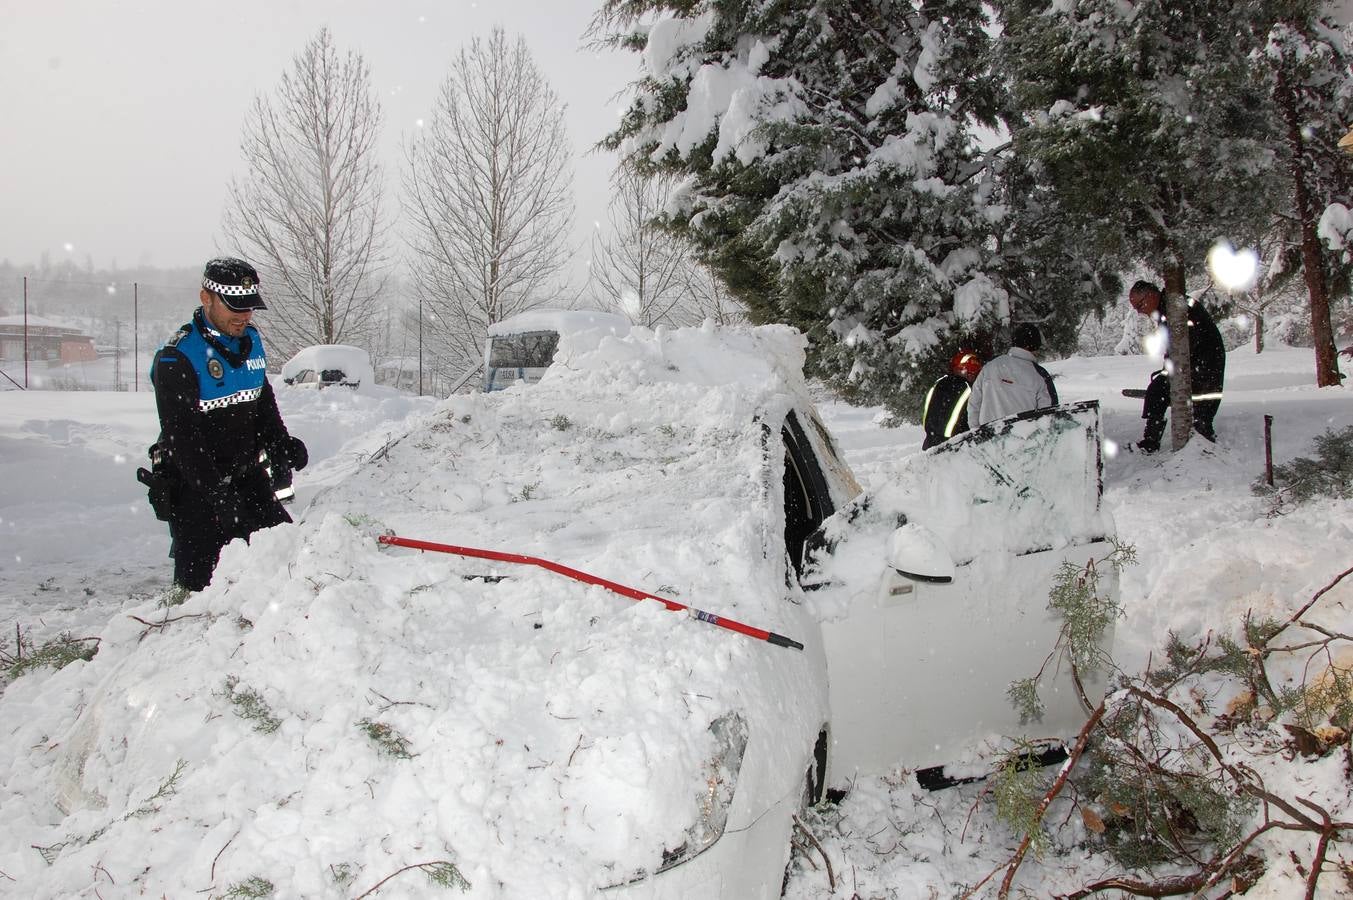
[949,350,982,379]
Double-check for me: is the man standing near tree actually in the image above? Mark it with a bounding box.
[147,257,308,592]
[1127,280,1226,453]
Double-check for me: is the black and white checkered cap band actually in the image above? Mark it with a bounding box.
[199,387,263,412]
[203,277,260,297]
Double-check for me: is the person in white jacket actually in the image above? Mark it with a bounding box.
[969,323,1058,426]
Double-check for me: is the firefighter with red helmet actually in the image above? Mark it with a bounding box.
[922,350,982,450]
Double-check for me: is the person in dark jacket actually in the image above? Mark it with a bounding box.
[1128,280,1226,452]
[922,350,982,449]
[149,257,308,591]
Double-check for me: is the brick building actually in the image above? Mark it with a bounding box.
[0,315,97,363]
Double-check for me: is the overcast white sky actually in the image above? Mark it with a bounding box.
[0,0,639,274]
[9,1,1353,278]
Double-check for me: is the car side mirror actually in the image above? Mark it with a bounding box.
[887,523,955,583]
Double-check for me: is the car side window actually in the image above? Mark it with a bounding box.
[782,411,834,579]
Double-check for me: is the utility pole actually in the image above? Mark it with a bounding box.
[23,275,29,388]
[113,320,123,391]
[133,282,139,391]
[418,295,423,397]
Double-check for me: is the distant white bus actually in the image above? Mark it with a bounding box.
[482,309,630,392]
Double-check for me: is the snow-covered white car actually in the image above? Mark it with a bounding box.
[280,343,374,389]
[22,324,1113,899]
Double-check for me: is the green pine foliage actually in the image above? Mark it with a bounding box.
[990,740,1054,858]
[422,861,471,891]
[599,1,1011,416]
[159,585,192,608]
[596,0,1353,412]
[1255,425,1353,506]
[1,630,99,683]
[220,876,275,899]
[1008,540,1131,723]
[357,718,415,759]
[222,676,282,734]
[1083,711,1258,870]
[1296,666,1353,732]
[129,760,188,819]
[329,863,356,887]
[996,0,1284,275]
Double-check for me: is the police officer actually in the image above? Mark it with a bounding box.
[922,350,982,449]
[149,257,308,591]
[1127,280,1226,452]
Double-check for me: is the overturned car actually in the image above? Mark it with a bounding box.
[10,323,1114,898]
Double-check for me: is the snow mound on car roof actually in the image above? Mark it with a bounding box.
[548,319,809,394]
[2,323,830,899]
[486,307,630,338]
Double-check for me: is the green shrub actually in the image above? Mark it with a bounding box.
[221,875,274,898]
[222,676,281,734]
[1255,425,1353,505]
[357,718,414,759]
[2,631,99,682]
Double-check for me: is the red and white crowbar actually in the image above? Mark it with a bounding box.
[377,534,804,651]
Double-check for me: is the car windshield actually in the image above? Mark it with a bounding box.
[489,330,559,369]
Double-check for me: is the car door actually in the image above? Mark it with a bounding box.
[806,401,1117,779]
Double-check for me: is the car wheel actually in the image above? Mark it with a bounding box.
[804,728,828,808]
[783,729,831,894]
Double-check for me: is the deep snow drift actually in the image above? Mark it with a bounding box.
[1,330,1350,898]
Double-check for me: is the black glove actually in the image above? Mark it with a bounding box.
[136,467,173,521]
[287,435,309,471]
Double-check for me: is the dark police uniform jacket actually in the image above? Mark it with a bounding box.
[150,309,291,542]
[922,374,972,450]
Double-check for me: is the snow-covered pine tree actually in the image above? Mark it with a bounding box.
[995,0,1286,446]
[987,150,1125,355]
[1253,2,1353,385]
[597,1,1009,419]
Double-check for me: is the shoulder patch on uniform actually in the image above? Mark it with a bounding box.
[163,324,192,348]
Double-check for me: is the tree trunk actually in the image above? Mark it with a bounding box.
[1163,263,1193,452]
[1276,66,1343,387]
[1254,310,1264,354]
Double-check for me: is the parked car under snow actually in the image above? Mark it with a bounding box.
[280,343,373,390]
[30,323,1115,899]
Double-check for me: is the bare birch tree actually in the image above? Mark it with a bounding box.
[402,27,574,374]
[223,28,387,359]
[589,169,690,326]
[680,259,747,326]
[590,167,747,327]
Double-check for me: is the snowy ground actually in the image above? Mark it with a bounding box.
[1,339,1350,897]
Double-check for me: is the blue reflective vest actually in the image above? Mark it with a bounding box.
[150,309,288,497]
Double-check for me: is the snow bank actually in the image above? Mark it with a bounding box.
[0,324,835,898]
